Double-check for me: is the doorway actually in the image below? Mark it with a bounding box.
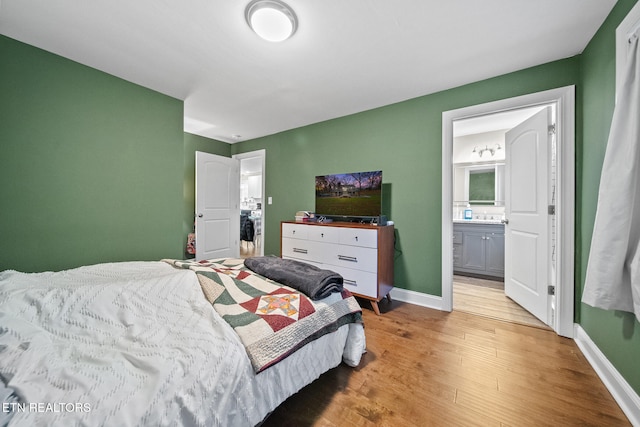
[442,86,575,338]
[233,149,266,258]
[451,105,551,329]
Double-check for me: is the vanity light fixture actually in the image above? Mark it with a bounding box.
[472,144,502,157]
[245,0,298,42]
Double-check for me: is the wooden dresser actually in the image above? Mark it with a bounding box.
[280,221,394,315]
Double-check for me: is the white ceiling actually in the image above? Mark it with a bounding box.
[240,156,263,176]
[0,0,617,143]
[453,105,547,137]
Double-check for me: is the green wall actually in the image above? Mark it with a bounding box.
[0,35,185,272]
[1,0,638,398]
[232,57,580,297]
[182,132,231,256]
[578,0,640,394]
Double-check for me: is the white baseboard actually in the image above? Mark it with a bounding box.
[388,287,445,311]
[574,324,640,426]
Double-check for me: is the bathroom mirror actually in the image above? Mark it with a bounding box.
[453,162,505,206]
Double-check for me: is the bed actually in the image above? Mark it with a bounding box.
[0,258,365,426]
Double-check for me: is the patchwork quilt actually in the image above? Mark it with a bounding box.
[164,258,363,372]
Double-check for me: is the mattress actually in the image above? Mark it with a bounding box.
[0,261,365,426]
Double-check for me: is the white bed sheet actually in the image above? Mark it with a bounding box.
[0,261,364,426]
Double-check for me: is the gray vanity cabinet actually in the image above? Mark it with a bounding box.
[453,222,504,279]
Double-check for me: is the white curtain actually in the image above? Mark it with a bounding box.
[582,32,640,321]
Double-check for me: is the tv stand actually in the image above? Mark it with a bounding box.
[280,221,394,315]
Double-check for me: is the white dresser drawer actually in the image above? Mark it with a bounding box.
[280,221,394,315]
[330,265,378,298]
[339,228,378,248]
[282,223,309,240]
[281,238,321,262]
[324,244,377,273]
[308,225,340,244]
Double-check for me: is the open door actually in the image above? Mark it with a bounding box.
[504,107,552,324]
[195,152,240,260]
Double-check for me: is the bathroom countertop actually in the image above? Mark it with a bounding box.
[453,219,504,225]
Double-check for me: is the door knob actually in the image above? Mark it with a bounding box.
[197,213,203,218]
[501,218,509,224]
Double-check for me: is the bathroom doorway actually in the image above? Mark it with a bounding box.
[442,86,575,338]
[451,105,551,329]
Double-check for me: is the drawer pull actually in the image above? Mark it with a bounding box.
[293,248,308,254]
[344,279,357,286]
[338,255,358,262]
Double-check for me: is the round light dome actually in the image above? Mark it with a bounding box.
[245,0,298,42]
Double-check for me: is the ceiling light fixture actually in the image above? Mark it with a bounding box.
[245,0,298,42]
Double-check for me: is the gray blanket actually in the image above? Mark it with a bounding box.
[244,256,343,300]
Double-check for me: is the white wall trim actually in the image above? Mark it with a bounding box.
[574,324,640,426]
[389,287,444,311]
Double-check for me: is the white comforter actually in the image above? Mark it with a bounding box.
[0,262,364,426]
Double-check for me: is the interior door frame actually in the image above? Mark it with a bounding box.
[233,149,266,256]
[441,86,575,338]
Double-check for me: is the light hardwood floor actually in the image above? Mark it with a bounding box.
[453,275,548,329]
[240,239,260,258]
[262,301,630,427]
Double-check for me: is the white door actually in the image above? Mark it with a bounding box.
[195,152,240,260]
[504,107,552,324]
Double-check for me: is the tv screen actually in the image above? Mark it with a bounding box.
[315,170,382,217]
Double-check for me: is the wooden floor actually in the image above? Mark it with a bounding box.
[453,275,548,329]
[262,301,630,427]
[240,238,260,258]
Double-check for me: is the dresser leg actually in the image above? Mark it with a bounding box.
[371,301,381,316]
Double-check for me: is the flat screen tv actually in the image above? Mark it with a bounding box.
[315,170,382,218]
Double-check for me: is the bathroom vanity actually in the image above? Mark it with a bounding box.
[453,221,505,279]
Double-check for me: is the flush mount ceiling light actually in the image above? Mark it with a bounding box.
[245,0,298,42]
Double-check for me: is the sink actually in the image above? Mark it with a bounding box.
[453,218,503,224]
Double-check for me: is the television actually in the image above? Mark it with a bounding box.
[315,170,383,219]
